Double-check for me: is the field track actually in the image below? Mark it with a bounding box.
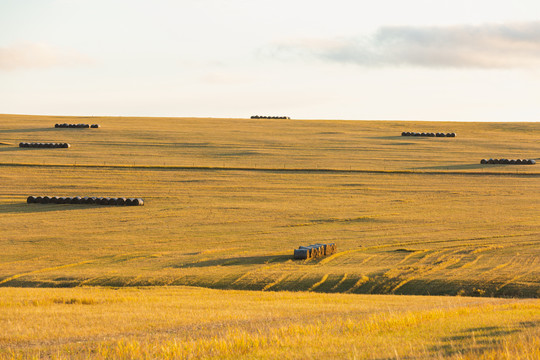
[0,161,539,177]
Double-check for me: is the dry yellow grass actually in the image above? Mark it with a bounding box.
[0,114,539,359]
[0,286,538,359]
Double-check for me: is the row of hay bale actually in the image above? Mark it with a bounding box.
[250,115,290,119]
[293,243,336,260]
[401,132,456,137]
[27,196,144,206]
[54,123,100,128]
[19,142,70,148]
[480,158,536,165]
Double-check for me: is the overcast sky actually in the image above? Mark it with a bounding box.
[1,0,540,121]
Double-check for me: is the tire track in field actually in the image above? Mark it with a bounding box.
[330,274,348,291]
[0,260,94,285]
[495,257,539,293]
[345,276,370,293]
[308,274,329,291]
[262,274,288,291]
[0,162,538,177]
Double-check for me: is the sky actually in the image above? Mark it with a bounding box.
[1,0,540,121]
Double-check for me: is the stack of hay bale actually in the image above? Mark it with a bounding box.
[480,158,536,165]
[55,123,100,128]
[19,142,70,148]
[27,196,144,206]
[401,132,456,137]
[293,243,336,260]
[251,115,290,119]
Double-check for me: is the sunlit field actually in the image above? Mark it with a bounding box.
[1,287,539,359]
[1,115,538,296]
[0,114,539,358]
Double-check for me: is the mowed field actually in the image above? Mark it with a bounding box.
[0,114,539,358]
[0,114,538,297]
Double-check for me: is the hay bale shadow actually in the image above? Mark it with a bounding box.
[0,128,58,133]
[0,203,98,214]
[175,254,290,268]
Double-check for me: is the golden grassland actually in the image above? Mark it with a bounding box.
[0,114,538,297]
[0,114,539,358]
[0,286,539,359]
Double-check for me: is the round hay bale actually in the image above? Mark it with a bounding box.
[134,198,144,206]
[56,197,66,204]
[401,132,407,136]
[81,197,90,204]
[91,124,100,128]
[88,197,97,204]
[61,143,70,148]
[27,196,37,204]
[428,132,435,137]
[19,142,24,147]
[54,124,59,128]
[108,198,118,205]
[71,196,82,204]
[42,196,51,204]
[99,197,110,205]
[420,132,427,136]
[50,196,59,204]
[493,159,500,164]
[116,197,127,206]
[529,159,536,165]
[35,196,43,203]
[509,159,517,164]
[293,248,309,259]
[516,159,523,165]
[125,198,136,206]
[480,159,488,164]
[487,159,495,164]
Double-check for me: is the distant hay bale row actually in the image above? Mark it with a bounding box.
[401,132,456,137]
[251,115,290,119]
[27,196,144,206]
[55,123,100,128]
[293,243,336,260]
[19,142,70,148]
[480,158,536,165]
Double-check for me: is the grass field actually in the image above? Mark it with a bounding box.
[1,287,539,359]
[0,114,539,358]
[0,114,538,297]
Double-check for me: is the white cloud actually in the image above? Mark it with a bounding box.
[0,42,94,70]
[271,22,540,69]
